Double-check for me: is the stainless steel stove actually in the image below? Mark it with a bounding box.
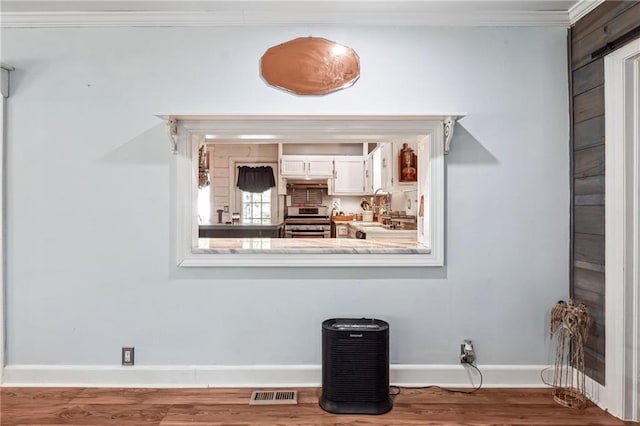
[284,206,331,238]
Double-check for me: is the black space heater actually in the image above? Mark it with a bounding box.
[319,318,392,415]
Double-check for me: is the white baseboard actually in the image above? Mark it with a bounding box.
[1,364,551,388]
[584,374,613,414]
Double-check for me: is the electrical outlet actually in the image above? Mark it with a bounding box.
[460,339,475,364]
[223,205,229,213]
[122,347,135,366]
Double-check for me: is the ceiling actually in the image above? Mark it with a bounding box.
[0,0,603,27]
[0,1,583,13]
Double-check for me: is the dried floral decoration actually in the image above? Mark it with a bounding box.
[550,300,591,409]
[198,145,210,189]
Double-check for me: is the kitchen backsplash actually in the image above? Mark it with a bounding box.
[325,190,417,216]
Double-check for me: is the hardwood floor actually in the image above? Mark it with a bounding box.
[0,387,634,425]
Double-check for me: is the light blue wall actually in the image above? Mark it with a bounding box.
[2,26,569,366]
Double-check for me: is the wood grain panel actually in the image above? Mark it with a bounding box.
[574,285,604,307]
[572,2,640,69]
[574,233,605,265]
[575,295,604,335]
[574,266,606,372]
[571,0,638,42]
[574,260,605,273]
[574,145,605,178]
[584,322,606,357]
[575,194,605,205]
[567,1,640,388]
[1,387,629,426]
[584,347,606,384]
[574,115,605,151]
[574,86,605,124]
[1,405,169,425]
[574,267,605,293]
[72,388,235,405]
[580,301,605,328]
[583,346,605,365]
[575,205,605,235]
[573,58,604,96]
[574,175,605,196]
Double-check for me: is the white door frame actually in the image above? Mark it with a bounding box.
[603,38,640,422]
[0,64,13,385]
[0,88,4,385]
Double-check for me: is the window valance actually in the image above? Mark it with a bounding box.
[236,166,276,193]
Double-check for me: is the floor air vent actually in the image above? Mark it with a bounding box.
[249,390,298,405]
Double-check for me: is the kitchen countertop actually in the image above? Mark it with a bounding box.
[199,223,284,230]
[342,221,417,240]
[196,237,427,254]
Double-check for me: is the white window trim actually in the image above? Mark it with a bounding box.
[165,115,463,267]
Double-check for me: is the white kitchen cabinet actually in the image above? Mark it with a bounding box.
[374,142,418,193]
[331,156,364,194]
[368,147,382,193]
[380,142,395,191]
[361,143,377,195]
[364,152,373,194]
[280,155,333,177]
[348,224,358,239]
[280,157,306,176]
[308,158,334,176]
[334,222,350,238]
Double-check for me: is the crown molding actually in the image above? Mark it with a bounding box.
[0,9,570,28]
[568,0,605,25]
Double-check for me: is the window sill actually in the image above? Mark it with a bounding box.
[196,237,429,254]
[179,238,437,267]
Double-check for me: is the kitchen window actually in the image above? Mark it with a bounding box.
[164,115,462,267]
[240,189,273,224]
[233,162,278,225]
[197,185,211,224]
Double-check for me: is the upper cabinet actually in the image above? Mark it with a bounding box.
[278,143,368,195]
[277,141,418,196]
[364,152,374,194]
[364,147,382,194]
[380,142,395,191]
[331,156,364,194]
[280,155,333,177]
[376,141,418,192]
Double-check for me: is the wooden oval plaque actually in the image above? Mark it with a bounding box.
[260,37,360,95]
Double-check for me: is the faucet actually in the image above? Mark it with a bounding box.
[372,188,390,216]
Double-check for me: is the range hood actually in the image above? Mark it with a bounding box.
[285,179,329,190]
[286,179,329,205]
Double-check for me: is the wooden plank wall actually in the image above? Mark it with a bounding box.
[570,0,640,385]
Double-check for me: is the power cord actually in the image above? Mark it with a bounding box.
[389,363,483,397]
